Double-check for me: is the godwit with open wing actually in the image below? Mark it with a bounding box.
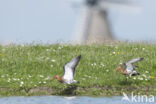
[52,55,81,85]
[115,57,144,77]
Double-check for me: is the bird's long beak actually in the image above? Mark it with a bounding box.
[114,68,118,72]
[114,66,121,72]
[50,76,55,81]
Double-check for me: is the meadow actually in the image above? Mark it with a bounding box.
[0,43,156,96]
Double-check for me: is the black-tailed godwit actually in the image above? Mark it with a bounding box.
[115,58,144,77]
[52,55,81,85]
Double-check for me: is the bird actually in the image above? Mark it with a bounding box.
[115,57,144,77]
[51,55,81,85]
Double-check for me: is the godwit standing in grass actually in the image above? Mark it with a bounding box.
[52,55,81,85]
[115,58,144,77]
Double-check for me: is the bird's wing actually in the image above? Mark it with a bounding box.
[126,63,134,71]
[126,58,144,64]
[63,55,81,80]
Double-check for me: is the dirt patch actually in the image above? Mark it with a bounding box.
[28,87,54,95]
[0,85,156,96]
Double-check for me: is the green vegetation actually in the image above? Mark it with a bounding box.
[0,43,156,96]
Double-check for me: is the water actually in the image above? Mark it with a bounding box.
[0,96,155,104]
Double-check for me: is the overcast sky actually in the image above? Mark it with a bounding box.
[0,0,156,44]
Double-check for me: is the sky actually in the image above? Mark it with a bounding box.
[0,0,156,44]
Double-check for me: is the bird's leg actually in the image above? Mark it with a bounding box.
[129,74,134,82]
[129,74,132,78]
[126,76,129,81]
[135,65,139,68]
[50,76,56,80]
[63,84,68,90]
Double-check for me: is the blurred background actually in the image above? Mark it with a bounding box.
[0,0,156,45]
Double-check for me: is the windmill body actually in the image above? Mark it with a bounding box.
[74,0,139,44]
[86,6,113,44]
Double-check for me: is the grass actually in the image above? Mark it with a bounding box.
[0,43,156,96]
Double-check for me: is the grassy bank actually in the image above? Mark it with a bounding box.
[0,43,156,96]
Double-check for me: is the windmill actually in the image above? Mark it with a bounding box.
[73,0,140,44]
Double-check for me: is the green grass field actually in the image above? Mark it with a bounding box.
[0,43,156,96]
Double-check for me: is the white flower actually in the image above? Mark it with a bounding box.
[58,46,62,50]
[50,65,53,67]
[46,57,50,60]
[84,75,91,78]
[46,49,50,52]
[39,75,44,78]
[142,48,145,50]
[51,59,56,62]
[1,75,5,78]
[138,77,143,80]
[2,58,5,61]
[20,81,24,86]
[88,76,91,78]
[133,77,136,80]
[82,78,86,80]
[45,76,50,80]
[100,63,105,67]
[8,78,11,82]
[106,69,109,72]
[145,71,149,73]
[21,44,25,47]
[20,81,24,85]
[113,52,116,54]
[43,81,46,84]
[39,81,42,84]
[2,48,5,52]
[28,75,32,78]
[13,78,18,81]
[91,63,97,66]
[142,74,147,78]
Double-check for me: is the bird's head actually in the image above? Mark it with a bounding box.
[51,75,58,80]
[120,63,126,69]
[115,63,126,72]
[51,75,62,82]
[54,75,60,80]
